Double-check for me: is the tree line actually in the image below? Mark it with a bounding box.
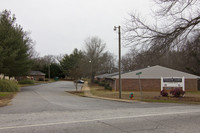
[1,2,200,83]
[121,35,200,76]
[32,37,117,82]
[0,10,117,81]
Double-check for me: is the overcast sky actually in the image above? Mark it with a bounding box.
[0,0,153,57]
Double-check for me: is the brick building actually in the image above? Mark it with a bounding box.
[105,65,200,91]
[29,71,45,81]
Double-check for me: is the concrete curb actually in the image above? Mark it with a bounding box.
[83,95,142,103]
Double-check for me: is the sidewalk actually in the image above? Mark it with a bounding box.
[81,82,140,103]
[81,82,93,97]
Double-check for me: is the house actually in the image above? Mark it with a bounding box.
[29,71,45,81]
[103,65,200,91]
[95,72,119,82]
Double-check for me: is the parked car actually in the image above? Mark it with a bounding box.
[74,80,84,84]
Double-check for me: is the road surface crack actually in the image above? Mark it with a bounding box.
[97,120,129,133]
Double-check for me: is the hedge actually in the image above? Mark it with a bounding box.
[18,79,34,84]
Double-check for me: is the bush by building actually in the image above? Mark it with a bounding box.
[94,80,99,84]
[170,88,185,97]
[104,83,112,91]
[160,89,168,97]
[95,80,112,91]
[98,82,106,86]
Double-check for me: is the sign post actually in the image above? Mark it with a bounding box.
[136,72,142,99]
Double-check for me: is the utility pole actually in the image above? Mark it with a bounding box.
[89,60,92,83]
[114,26,122,99]
[48,64,50,81]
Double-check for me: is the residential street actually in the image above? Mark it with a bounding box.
[0,81,200,133]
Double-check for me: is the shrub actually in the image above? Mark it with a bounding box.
[170,88,185,97]
[39,78,44,81]
[104,83,112,91]
[160,89,168,97]
[18,79,34,84]
[98,82,105,86]
[94,80,99,84]
[0,79,19,92]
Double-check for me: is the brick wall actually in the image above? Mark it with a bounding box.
[185,79,198,91]
[31,75,45,81]
[113,79,198,91]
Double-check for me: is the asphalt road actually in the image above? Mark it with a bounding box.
[0,81,200,133]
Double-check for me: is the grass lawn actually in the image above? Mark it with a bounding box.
[0,92,15,107]
[89,83,200,104]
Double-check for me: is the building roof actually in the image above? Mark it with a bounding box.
[95,72,119,79]
[111,65,200,79]
[30,71,45,76]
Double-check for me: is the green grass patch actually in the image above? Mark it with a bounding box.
[0,93,7,97]
[0,92,14,98]
[18,79,34,84]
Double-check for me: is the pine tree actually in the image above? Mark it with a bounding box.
[0,10,32,76]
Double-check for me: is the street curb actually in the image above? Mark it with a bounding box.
[82,95,144,103]
[64,81,148,104]
[66,90,143,103]
[69,90,148,103]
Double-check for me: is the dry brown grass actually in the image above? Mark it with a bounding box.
[0,92,15,107]
[89,83,200,104]
[66,91,85,97]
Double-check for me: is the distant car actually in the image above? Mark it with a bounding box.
[75,80,84,84]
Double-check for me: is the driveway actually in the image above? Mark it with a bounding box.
[0,81,200,133]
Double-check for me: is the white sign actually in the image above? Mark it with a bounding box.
[161,77,185,91]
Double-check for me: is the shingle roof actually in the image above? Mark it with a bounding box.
[111,65,200,79]
[30,71,45,76]
[95,72,120,79]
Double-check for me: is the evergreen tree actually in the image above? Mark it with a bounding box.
[60,48,83,78]
[0,10,32,76]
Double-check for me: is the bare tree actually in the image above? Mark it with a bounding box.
[121,48,138,72]
[42,55,57,65]
[99,52,117,74]
[181,34,200,75]
[82,36,107,82]
[124,0,200,51]
[31,55,58,75]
